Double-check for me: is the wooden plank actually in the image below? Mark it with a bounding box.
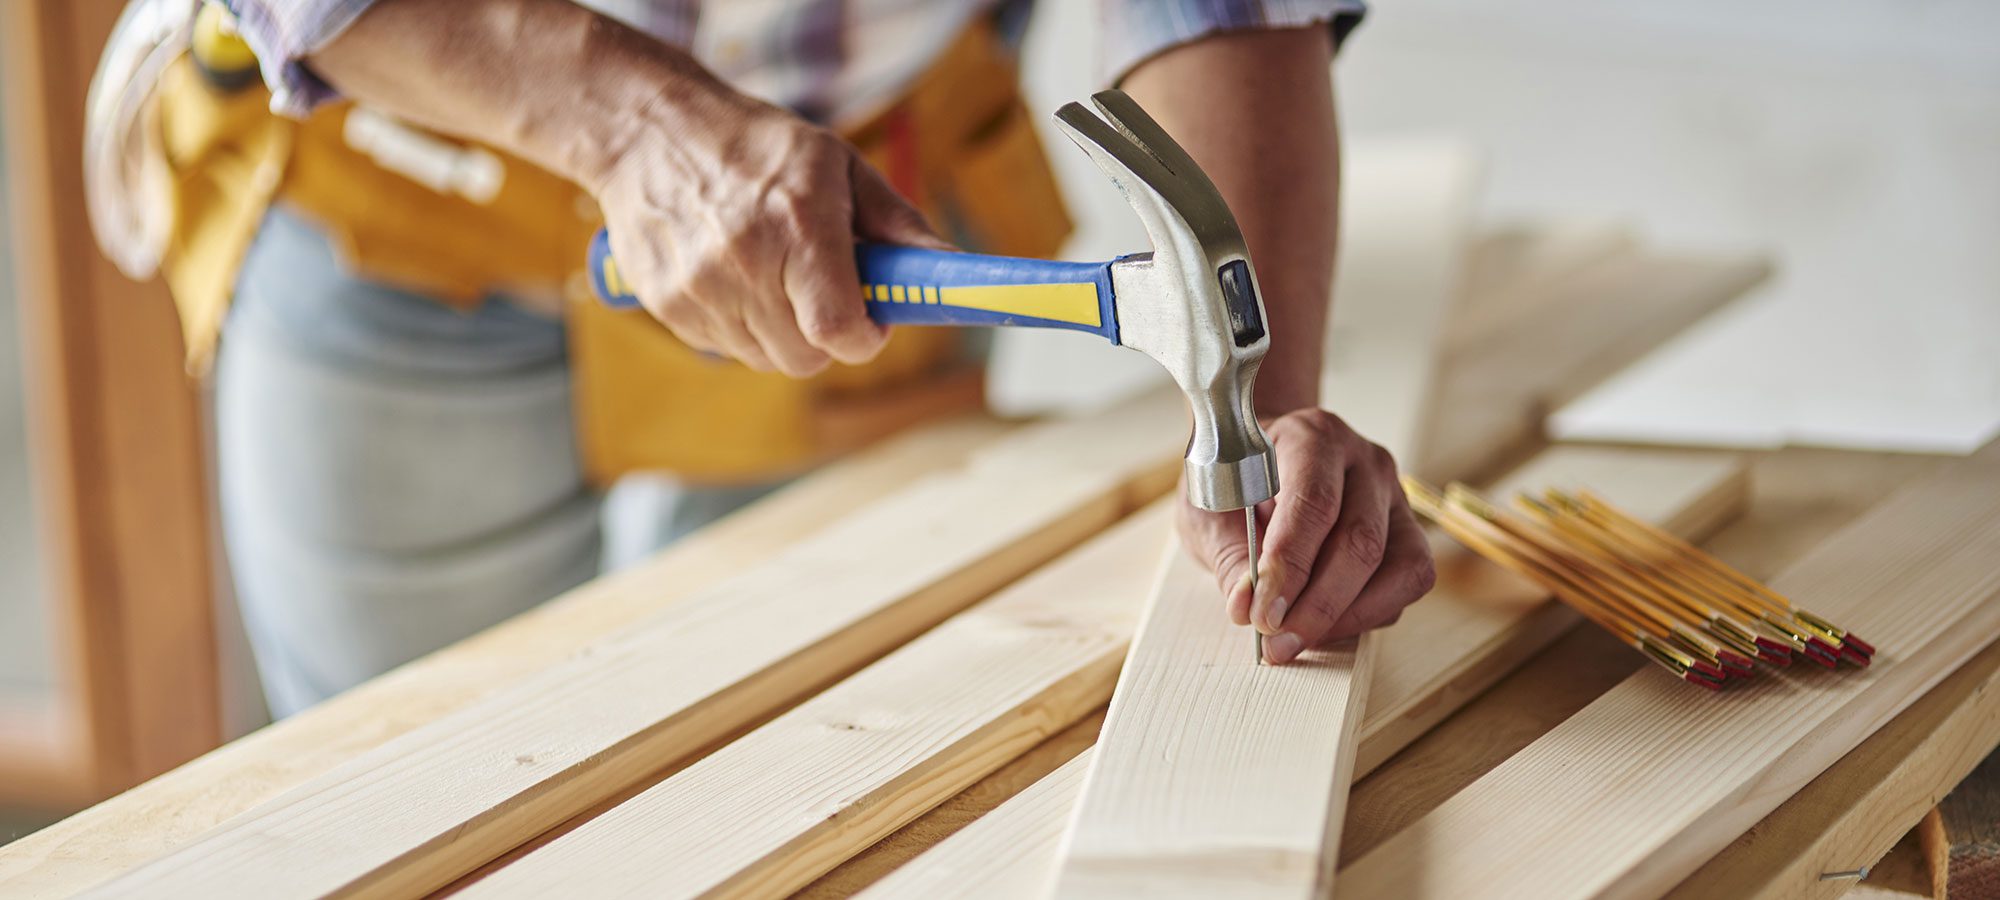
[1339,444,2000,900]
[1446,220,1639,354]
[1359,448,1746,776]
[0,414,1013,897]
[1418,249,1770,484]
[82,394,1185,899]
[0,0,220,800]
[1319,139,1481,459]
[460,504,1171,898]
[863,750,1093,900]
[1937,749,2000,898]
[801,711,1106,899]
[1344,444,1941,867]
[1054,550,1376,899]
[860,447,1746,897]
[1045,141,1479,900]
[1663,638,2000,900]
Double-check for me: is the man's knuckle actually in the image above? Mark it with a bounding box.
[800,307,860,343]
[1289,479,1342,524]
[1341,520,1389,568]
[1406,555,1439,597]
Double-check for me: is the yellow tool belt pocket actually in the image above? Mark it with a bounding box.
[156,18,1072,485]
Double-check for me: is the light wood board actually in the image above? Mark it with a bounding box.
[1665,638,2000,900]
[866,446,1747,898]
[1419,248,1770,483]
[81,393,1187,900]
[1051,550,1375,899]
[1448,220,1639,345]
[461,504,1173,898]
[1339,444,2000,900]
[1044,140,1481,900]
[0,414,1013,898]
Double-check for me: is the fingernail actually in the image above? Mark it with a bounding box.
[1259,595,1290,635]
[1266,632,1305,665]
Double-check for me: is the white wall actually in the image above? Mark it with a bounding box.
[1003,0,2000,452]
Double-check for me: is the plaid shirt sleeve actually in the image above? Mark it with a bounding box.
[215,0,381,116]
[1098,0,1367,86]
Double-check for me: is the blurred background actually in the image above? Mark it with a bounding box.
[2,0,1996,839]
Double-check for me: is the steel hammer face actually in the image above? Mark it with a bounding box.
[1053,90,1279,513]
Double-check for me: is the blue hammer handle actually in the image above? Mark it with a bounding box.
[587,228,1122,344]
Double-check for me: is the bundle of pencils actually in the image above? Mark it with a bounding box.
[1402,476,1876,690]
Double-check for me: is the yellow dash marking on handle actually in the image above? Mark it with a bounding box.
[938,283,1101,327]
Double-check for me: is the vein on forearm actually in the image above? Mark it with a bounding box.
[309,0,720,189]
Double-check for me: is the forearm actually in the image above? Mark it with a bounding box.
[1122,27,1339,415]
[309,0,731,191]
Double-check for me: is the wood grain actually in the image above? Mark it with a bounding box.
[461,504,1173,899]
[804,710,1106,899]
[862,748,1095,899]
[0,415,1013,897]
[79,394,1186,900]
[1349,444,1943,880]
[1937,747,2000,898]
[1663,638,2000,900]
[857,447,1747,896]
[1339,444,2000,900]
[1053,552,1374,900]
[0,0,220,804]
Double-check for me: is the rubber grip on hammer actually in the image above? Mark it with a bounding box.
[587,228,1122,344]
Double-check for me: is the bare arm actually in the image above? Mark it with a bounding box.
[1122,27,1338,414]
[311,0,943,376]
[1128,28,1435,663]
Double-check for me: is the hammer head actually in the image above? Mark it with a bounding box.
[1054,90,1279,513]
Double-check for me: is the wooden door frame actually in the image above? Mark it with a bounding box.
[1,0,222,809]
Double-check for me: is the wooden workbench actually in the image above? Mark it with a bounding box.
[4,221,1988,898]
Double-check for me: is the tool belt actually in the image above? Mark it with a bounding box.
[153,18,1071,485]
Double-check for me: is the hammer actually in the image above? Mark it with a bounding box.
[589,90,1280,661]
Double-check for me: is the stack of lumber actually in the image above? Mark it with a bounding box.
[5,146,1994,900]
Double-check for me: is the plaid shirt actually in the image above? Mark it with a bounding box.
[218,0,1364,125]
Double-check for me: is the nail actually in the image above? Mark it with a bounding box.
[1260,595,1291,635]
[1266,632,1305,665]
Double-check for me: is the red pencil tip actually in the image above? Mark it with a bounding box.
[1843,633,1876,656]
[1803,645,1838,669]
[1690,659,1726,679]
[1756,648,1793,667]
[1754,637,1793,656]
[1719,651,1756,673]
[1807,637,1839,657]
[1840,645,1871,667]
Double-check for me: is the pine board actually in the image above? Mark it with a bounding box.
[1664,638,2000,900]
[864,446,1747,898]
[861,749,1094,899]
[0,415,1014,898]
[79,393,1187,900]
[1053,551,1374,899]
[460,503,1172,898]
[1042,140,1480,900]
[1419,249,1769,483]
[1937,747,2000,899]
[1339,445,2000,900]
